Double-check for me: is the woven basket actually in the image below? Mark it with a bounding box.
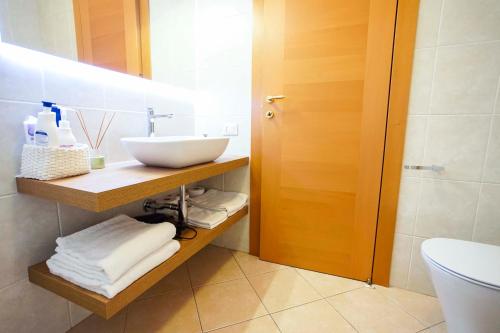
[20,144,91,180]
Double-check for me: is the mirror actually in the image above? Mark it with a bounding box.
[0,0,150,77]
[0,0,250,90]
[0,0,252,89]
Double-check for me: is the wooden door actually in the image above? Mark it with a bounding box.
[73,0,150,77]
[259,0,398,281]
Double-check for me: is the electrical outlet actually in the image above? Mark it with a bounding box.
[223,123,239,136]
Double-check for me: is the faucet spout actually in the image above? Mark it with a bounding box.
[147,107,174,137]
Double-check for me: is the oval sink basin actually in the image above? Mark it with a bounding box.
[121,136,229,168]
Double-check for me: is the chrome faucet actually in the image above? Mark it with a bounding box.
[147,107,173,137]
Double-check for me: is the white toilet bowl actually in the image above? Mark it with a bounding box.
[421,238,500,333]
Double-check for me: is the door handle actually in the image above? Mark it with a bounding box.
[265,95,287,103]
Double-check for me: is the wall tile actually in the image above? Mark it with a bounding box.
[401,116,427,178]
[223,166,250,194]
[422,115,490,181]
[473,183,500,246]
[104,83,145,112]
[0,1,13,42]
[408,49,435,115]
[0,101,39,196]
[389,234,413,289]
[223,115,251,156]
[407,237,435,296]
[0,194,59,289]
[197,0,252,19]
[0,279,70,333]
[414,0,443,49]
[219,215,250,252]
[153,115,196,137]
[68,302,91,327]
[395,177,421,235]
[483,116,500,183]
[103,112,147,163]
[196,64,251,118]
[198,175,224,191]
[430,42,500,115]
[439,0,500,45]
[415,179,480,239]
[0,44,44,102]
[196,13,252,70]
[58,203,115,236]
[393,0,500,295]
[144,81,195,118]
[150,0,196,77]
[43,67,106,109]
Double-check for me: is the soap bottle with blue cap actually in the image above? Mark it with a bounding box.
[34,101,59,147]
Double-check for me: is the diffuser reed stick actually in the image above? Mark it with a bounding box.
[75,111,94,149]
[95,112,116,150]
[75,110,117,150]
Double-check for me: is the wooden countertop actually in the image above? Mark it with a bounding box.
[16,155,249,212]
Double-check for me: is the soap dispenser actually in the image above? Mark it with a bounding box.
[35,101,59,147]
[58,108,77,147]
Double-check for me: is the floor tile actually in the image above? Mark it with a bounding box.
[137,264,191,300]
[376,286,444,326]
[210,316,280,333]
[248,268,321,313]
[68,310,126,333]
[296,268,365,297]
[194,278,267,331]
[419,322,447,333]
[232,251,286,276]
[328,287,424,333]
[187,245,245,287]
[125,289,201,333]
[272,299,356,333]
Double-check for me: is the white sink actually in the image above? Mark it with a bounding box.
[121,136,229,168]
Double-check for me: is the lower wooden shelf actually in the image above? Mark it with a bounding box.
[28,206,248,319]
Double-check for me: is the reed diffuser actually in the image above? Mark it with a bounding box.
[75,110,116,169]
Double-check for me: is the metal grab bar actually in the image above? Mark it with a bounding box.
[404,165,445,172]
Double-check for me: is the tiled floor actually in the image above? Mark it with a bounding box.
[68,245,447,333]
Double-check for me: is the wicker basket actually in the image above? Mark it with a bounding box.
[20,144,91,180]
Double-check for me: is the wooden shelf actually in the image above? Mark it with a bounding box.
[28,206,248,319]
[16,156,248,212]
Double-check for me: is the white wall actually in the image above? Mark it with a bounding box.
[194,0,252,251]
[151,0,253,251]
[390,0,500,296]
[0,42,195,331]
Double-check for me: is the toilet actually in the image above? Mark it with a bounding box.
[421,238,500,333]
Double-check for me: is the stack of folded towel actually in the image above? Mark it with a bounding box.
[46,214,179,298]
[187,189,248,229]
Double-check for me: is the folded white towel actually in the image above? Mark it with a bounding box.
[187,206,227,229]
[189,189,248,216]
[54,215,176,284]
[47,239,180,299]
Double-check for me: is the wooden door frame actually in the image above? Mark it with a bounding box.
[250,0,420,286]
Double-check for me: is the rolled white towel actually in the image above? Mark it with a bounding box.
[54,215,176,284]
[47,239,181,299]
[189,189,248,216]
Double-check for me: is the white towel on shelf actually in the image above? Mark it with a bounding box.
[54,215,176,284]
[47,240,180,299]
[187,189,248,229]
[187,206,228,230]
[189,189,248,216]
